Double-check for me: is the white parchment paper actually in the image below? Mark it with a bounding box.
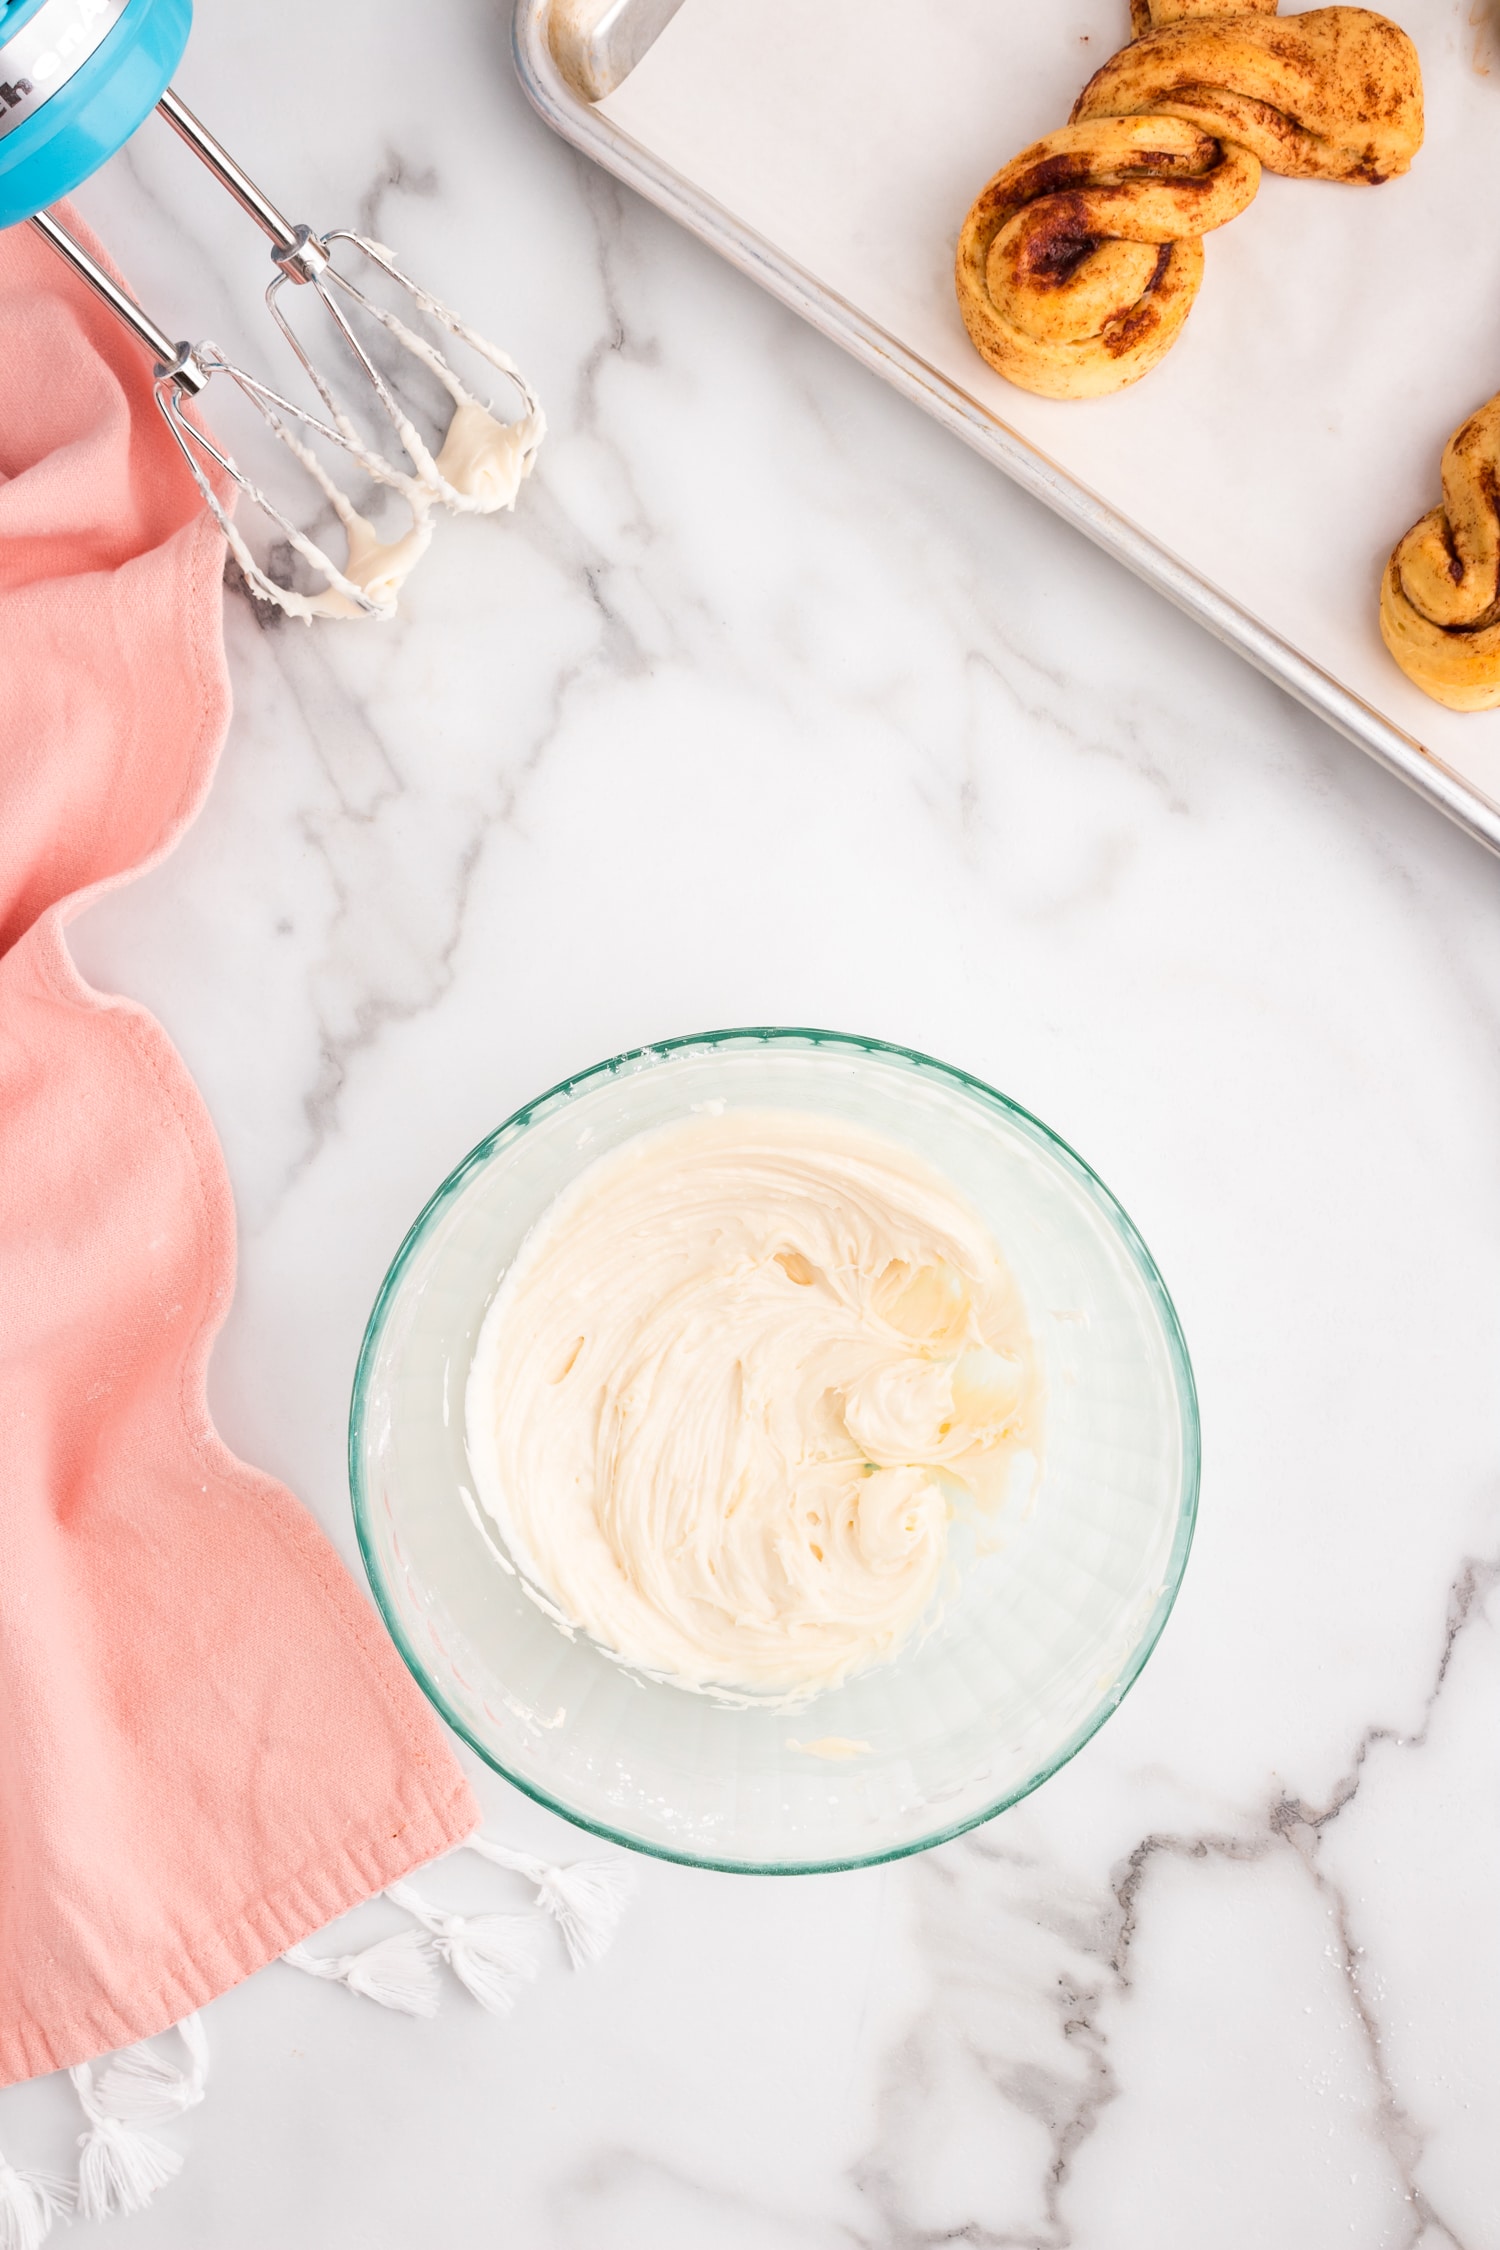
[602,0,1500,812]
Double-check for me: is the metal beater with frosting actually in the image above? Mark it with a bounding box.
[0,0,543,619]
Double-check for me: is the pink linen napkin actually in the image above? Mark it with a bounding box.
[0,211,478,2088]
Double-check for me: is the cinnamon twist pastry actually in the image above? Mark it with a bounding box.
[955,2,1423,400]
[1381,395,1500,711]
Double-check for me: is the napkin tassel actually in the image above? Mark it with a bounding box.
[280,1929,441,2017]
[384,1879,542,2015]
[465,1836,636,1967]
[278,1830,634,2012]
[0,2149,73,2250]
[70,2012,207,2222]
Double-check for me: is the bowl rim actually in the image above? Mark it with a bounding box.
[349,1026,1201,1875]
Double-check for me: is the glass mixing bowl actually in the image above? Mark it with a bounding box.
[350,1029,1198,1873]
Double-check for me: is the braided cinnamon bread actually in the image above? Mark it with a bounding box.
[955,3,1423,399]
[1381,395,1500,711]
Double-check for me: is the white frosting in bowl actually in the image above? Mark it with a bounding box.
[465,1109,1041,1699]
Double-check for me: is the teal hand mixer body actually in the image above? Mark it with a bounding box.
[0,0,543,617]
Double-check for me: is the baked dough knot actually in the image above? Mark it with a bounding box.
[955,0,1422,399]
[1381,394,1500,711]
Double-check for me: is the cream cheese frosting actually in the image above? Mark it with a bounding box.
[434,398,546,510]
[465,1109,1041,1700]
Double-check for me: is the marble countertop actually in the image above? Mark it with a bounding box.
[19,0,1500,2238]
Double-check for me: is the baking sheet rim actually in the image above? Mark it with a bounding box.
[511,0,1500,860]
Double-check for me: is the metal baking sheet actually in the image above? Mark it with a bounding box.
[515,0,1500,855]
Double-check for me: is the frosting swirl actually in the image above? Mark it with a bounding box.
[465,1110,1041,1699]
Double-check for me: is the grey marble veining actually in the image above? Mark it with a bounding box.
[10,0,1499,2241]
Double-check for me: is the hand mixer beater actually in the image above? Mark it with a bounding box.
[0,0,543,619]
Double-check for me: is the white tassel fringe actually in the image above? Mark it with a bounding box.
[466,1836,637,1968]
[94,2010,209,2125]
[70,2013,207,2222]
[0,2149,72,2250]
[280,1832,635,2013]
[75,2116,181,2223]
[0,1831,632,2237]
[384,1879,541,2015]
[281,1929,441,2017]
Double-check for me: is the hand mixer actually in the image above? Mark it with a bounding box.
[0,0,544,618]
